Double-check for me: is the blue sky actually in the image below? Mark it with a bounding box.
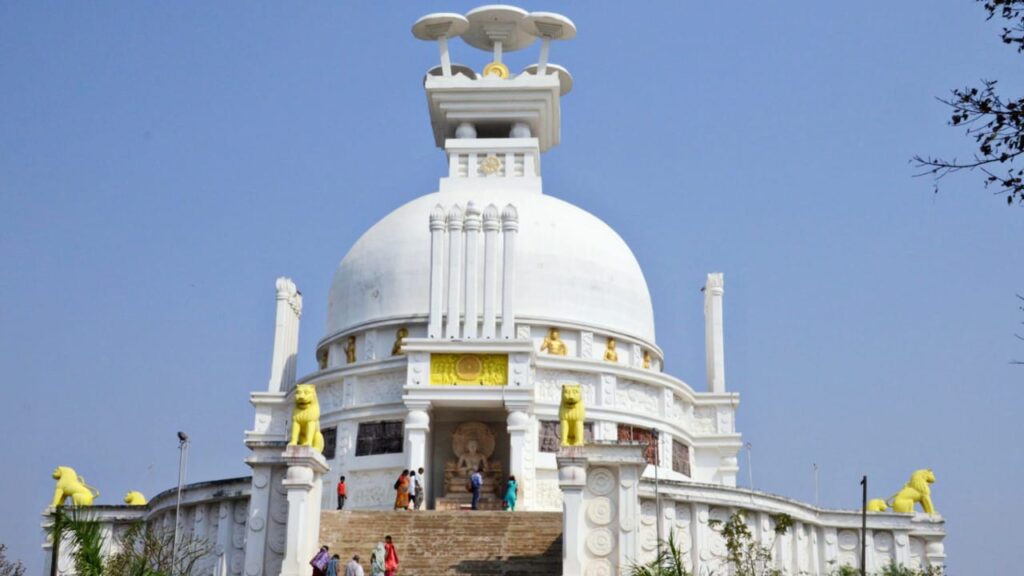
[1,1,1021,573]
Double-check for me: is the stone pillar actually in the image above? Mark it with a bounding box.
[481,204,500,338]
[216,501,234,568]
[445,204,464,339]
[278,446,329,576]
[463,202,481,338]
[428,205,446,338]
[500,204,518,339]
[703,273,725,393]
[507,409,529,489]
[557,454,587,576]
[404,408,430,474]
[268,278,302,393]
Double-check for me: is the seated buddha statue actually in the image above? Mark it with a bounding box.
[456,439,488,475]
[604,338,618,362]
[540,327,568,356]
[443,422,502,502]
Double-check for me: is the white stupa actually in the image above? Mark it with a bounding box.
[42,7,947,576]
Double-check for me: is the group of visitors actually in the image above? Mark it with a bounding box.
[340,466,519,512]
[468,468,518,511]
[310,537,399,576]
[392,467,425,511]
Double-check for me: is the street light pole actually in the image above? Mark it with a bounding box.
[813,463,820,508]
[172,431,190,569]
[860,475,867,576]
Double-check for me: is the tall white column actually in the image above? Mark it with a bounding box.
[463,202,481,339]
[481,204,500,339]
[704,272,726,393]
[500,204,518,339]
[557,455,587,576]
[428,205,446,338]
[445,204,464,339]
[404,408,430,474]
[278,446,329,576]
[268,278,302,393]
[506,409,529,491]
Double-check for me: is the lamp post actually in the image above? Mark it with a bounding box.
[172,431,190,568]
[813,463,820,508]
[860,475,867,576]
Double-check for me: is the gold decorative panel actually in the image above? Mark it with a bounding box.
[430,353,508,386]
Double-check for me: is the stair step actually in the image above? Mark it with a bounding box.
[320,510,563,576]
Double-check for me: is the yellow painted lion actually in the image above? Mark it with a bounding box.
[866,499,888,512]
[889,468,937,515]
[559,384,586,447]
[123,491,147,506]
[50,466,99,507]
[289,384,324,452]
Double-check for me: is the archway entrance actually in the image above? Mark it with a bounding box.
[428,407,510,510]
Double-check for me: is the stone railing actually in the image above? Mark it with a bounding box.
[42,477,251,576]
[558,444,945,576]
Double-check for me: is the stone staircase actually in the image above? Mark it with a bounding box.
[319,510,563,576]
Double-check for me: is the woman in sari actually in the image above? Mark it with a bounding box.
[370,542,385,576]
[383,536,399,576]
[393,470,410,510]
[309,546,330,576]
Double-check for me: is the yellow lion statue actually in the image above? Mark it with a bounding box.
[559,384,586,447]
[123,491,147,506]
[289,384,324,452]
[866,499,888,512]
[889,468,937,515]
[50,466,99,507]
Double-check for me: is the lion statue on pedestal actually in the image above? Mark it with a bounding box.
[123,491,147,506]
[889,468,937,515]
[289,384,324,452]
[50,466,99,507]
[559,383,585,447]
[866,499,888,512]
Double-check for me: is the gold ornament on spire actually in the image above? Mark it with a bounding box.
[482,61,510,78]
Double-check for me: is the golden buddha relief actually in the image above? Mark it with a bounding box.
[540,327,568,356]
[604,338,619,362]
[391,327,408,356]
[344,335,356,364]
[642,350,652,369]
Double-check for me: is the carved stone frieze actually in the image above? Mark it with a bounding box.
[354,371,403,406]
[717,409,733,434]
[693,406,717,434]
[536,370,597,404]
[614,380,658,415]
[534,478,563,510]
[363,331,376,361]
[580,332,594,358]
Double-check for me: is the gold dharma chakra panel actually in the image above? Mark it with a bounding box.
[430,354,509,386]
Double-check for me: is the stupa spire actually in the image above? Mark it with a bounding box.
[413,5,576,193]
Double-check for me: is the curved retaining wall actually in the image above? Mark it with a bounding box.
[42,477,252,576]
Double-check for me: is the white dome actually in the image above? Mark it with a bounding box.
[325,189,656,344]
